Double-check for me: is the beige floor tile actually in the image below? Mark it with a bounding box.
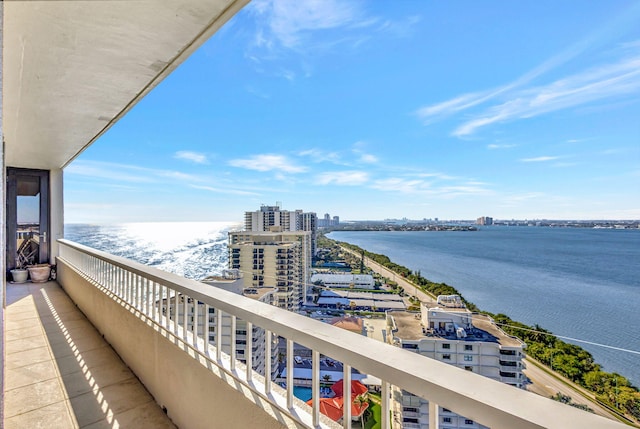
[4,378,67,417]
[6,346,52,370]
[5,311,41,322]
[4,400,76,429]
[68,379,153,427]
[83,401,176,429]
[5,360,60,390]
[49,340,108,364]
[54,347,121,377]
[5,325,44,341]
[42,318,95,335]
[4,281,170,429]
[6,317,44,332]
[6,335,50,354]
[60,362,135,399]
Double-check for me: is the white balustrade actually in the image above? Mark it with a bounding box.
[57,239,626,429]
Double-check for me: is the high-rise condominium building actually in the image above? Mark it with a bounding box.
[244,204,318,257]
[228,229,311,311]
[386,295,526,428]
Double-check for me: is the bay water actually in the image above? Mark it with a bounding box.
[329,227,640,387]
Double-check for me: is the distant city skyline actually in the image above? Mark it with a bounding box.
[64,1,640,223]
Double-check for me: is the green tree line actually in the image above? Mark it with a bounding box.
[324,237,640,422]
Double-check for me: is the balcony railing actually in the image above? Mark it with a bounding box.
[56,239,625,429]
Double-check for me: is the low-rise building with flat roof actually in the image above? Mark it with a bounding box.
[386,296,526,429]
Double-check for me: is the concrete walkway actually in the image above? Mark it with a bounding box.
[3,281,175,429]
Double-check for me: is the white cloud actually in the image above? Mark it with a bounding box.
[316,170,369,185]
[249,0,362,49]
[372,178,428,193]
[174,151,209,164]
[65,160,202,184]
[520,156,560,163]
[298,148,343,164]
[228,154,307,173]
[359,153,378,163]
[452,52,640,136]
[189,185,260,196]
[487,143,517,150]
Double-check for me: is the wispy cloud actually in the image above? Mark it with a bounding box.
[249,0,363,50]
[520,156,560,163]
[298,148,344,164]
[416,20,640,138]
[452,52,640,136]
[316,170,369,185]
[66,160,203,184]
[228,154,307,173]
[189,185,260,196]
[487,143,517,150]
[174,151,209,164]
[371,177,491,196]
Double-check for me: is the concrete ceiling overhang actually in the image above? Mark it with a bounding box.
[2,0,248,170]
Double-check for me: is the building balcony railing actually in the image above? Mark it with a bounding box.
[55,239,626,429]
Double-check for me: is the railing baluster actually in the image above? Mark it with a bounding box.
[183,292,189,342]
[343,363,351,428]
[245,321,253,382]
[429,400,439,429]
[312,350,320,427]
[230,315,237,372]
[151,281,157,321]
[173,288,180,337]
[204,303,211,355]
[216,308,223,362]
[381,381,390,429]
[286,339,293,409]
[264,329,272,395]
[193,299,200,351]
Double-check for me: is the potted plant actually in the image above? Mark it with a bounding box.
[10,258,29,283]
[27,263,52,283]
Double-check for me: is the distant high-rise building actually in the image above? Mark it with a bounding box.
[228,229,311,311]
[317,212,340,228]
[476,216,493,225]
[245,204,317,256]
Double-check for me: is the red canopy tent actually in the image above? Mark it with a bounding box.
[307,397,344,422]
[306,396,370,422]
[330,379,368,397]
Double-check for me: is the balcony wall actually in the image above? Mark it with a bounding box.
[55,239,628,429]
[57,256,293,429]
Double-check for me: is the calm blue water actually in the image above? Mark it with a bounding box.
[329,227,640,387]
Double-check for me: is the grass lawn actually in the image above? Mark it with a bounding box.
[364,394,382,429]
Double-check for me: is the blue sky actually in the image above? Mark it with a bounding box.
[65,0,640,223]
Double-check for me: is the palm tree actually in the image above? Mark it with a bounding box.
[353,394,368,429]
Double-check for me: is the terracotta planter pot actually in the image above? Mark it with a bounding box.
[11,269,29,283]
[27,265,51,283]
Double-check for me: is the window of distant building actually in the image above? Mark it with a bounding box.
[442,354,451,360]
[465,420,474,425]
[465,366,473,372]
[464,344,473,351]
[443,417,452,423]
[442,343,451,349]
[464,355,473,361]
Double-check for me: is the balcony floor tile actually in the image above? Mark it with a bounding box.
[3,281,175,429]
